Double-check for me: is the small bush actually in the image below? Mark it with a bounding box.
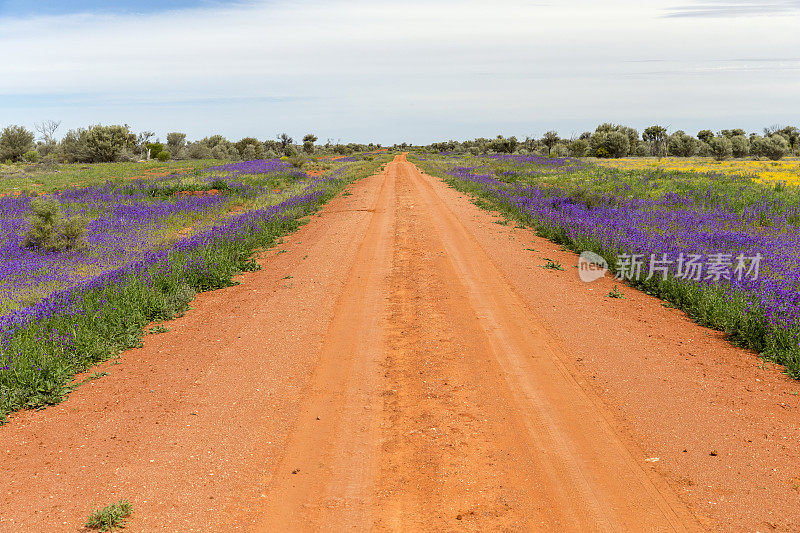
[23,199,87,253]
[85,499,133,531]
[157,150,171,161]
[710,136,733,160]
[23,150,40,162]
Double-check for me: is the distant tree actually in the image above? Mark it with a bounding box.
[234,137,264,159]
[83,124,136,162]
[34,120,61,156]
[752,135,790,160]
[595,123,639,153]
[719,128,746,139]
[145,142,164,160]
[776,126,799,152]
[667,131,700,157]
[642,125,668,156]
[166,132,187,155]
[709,136,733,160]
[186,142,211,159]
[302,133,318,154]
[590,130,630,158]
[567,139,588,157]
[277,133,293,153]
[696,130,714,144]
[730,135,750,158]
[489,135,518,154]
[0,125,35,161]
[541,131,560,154]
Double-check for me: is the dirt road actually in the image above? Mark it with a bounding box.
[2,155,798,531]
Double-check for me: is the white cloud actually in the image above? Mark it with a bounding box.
[0,0,798,143]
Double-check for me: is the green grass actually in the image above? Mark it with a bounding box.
[0,160,221,195]
[85,500,133,531]
[540,259,565,271]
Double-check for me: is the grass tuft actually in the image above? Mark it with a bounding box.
[85,500,132,532]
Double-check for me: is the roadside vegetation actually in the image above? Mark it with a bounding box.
[0,151,391,420]
[410,151,800,378]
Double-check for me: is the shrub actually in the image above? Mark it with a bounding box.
[84,124,136,162]
[0,125,35,161]
[709,136,733,160]
[567,139,588,157]
[58,128,91,163]
[753,135,790,160]
[146,142,164,159]
[730,135,750,158]
[166,132,187,155]
[287,154,308,168]
[590,131,629,158]
[85,500,133,531]
[157,150,171,161]
[667,131,699,157]
[23,150,40,162]
[23,199,88,253]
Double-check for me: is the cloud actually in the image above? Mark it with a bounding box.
[663,0,800,18]
[0,0,798,143]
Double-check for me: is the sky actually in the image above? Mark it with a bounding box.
[0,0,798,145]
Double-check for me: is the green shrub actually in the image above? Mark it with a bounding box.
[730,135,750,158]
[590,131,630,158]
[23,199,87,253]
[23,150,40,162]
[85,500,133,531]
[710,136,733,160]
[0,125,35,161]
[157,150,171,161]
[753,135,790,161]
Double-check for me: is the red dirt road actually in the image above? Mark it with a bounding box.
[2,155,799,531]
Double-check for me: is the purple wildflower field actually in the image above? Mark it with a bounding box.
[0,156,378,416]
[413,152,800,375]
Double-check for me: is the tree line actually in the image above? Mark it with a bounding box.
[0,122,379,164]
[427,123,799,161]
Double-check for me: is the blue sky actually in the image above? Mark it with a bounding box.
[0,0,798,145]
[0,0,229,16]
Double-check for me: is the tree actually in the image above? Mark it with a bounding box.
[697,130,714,144]
[34,120,61,156]
[489,135,518,153]
[590,130,630,158]
[83,124,135,162]
[302,133,318,154]
[541,131,560,154]
[752,135,790,160]
[146,142,164,160]
[709,136,733,160]
[277,133,293,153]
[567,139,588,157]
[667,131,700,157]
[595,123,638,153]
[719,128,746,139]
[234,137,264,159]
[642,125,667,156]
[0,125,35,161]
[166,132,187,155]
[730,135,750,158]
